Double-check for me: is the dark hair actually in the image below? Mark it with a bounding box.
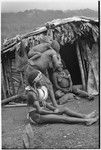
[27,69,40,86]
[36,82,41,88]
[27,91,37,106]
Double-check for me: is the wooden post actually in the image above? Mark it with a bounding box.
[80,41,89,82]
[79,42,88,90]
[1,64,7,99]
[76,42,86,90]
[22,132,30,149]
[3,103,27,108]
[1,94,27,105]
[8,56,15,95]
[85,43,98,91]
[2,55,11,97]
[20,71,26,93]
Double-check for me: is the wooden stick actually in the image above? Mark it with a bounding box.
[76,42,86,90]
[2,40,17,51]
[25,124,34,139]
[3,103,27,108]
[1,64,7,99]
[8,57,15,95]
[2,27,47,52]
[12,77,20,83]
[1,43,18,54]
[1,84,6,99]
[22,132,30,149]
[3,56,11,96]
[1,94,26,105]
[79,43,88,90]
[85,43,98,90]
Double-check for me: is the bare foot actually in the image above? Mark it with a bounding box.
[88,95,95,100]
[86,116,99,126]
[85,110,96,119]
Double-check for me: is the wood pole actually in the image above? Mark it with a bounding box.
[76,42,86,90]
[1,64,7,99]
[8,57,15,95]
[1,94,26,105]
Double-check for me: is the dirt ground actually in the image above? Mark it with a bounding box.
[2,96,99,149]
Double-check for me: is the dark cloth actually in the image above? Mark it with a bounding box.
[28,109,41,123]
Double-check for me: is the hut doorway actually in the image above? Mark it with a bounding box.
[60,43,82,85]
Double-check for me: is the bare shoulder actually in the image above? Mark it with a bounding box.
[34,100,39,106]
[64,69,70,74]
[41,74,53,89]
[52,72,58,78]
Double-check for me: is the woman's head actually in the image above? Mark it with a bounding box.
[27,69,42,87]
[57,65,63,72]
[54,63,63,72]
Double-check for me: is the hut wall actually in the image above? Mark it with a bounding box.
[86,43,99,95]
[81,41,99,95]
[2,55,11,97]
[1,65,7,99]
[11,56,26,95]
[1,50,26,99]
[79,40,90,90]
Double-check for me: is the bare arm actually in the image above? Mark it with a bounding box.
[27,89,60,114]
[27,90,57,114]
[42,74,58,107]
[46,78,58,107]
[64,70,73,92]
[28,53,42,65]
[52,73,67,92]
[34,101,58,115]
[63,70,70,79]
[46,102,56,111]
[48,84,58,107]
[29,52,41,59]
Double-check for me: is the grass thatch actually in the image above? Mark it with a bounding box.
[2,16,99,55]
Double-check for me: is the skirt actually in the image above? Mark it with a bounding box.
[27,109,41,124]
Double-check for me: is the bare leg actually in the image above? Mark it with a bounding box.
[57,106,96,119]
[72,86,94,100]
[55,90,65,99]
[38,114,98,126]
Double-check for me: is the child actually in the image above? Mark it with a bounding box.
[26,69,98,125]
[52,65,94,101]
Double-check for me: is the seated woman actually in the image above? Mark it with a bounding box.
[52,65,94,103]
[26,69,98,125]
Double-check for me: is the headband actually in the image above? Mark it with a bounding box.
[32,71,42,83]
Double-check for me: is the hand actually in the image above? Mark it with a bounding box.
[71,93,80,100]
[88,95,94,101]
[54,108,60,114]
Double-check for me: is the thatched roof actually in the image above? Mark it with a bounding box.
[2,16,99,55]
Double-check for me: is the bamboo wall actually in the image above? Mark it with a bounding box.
[1,51,25,99]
